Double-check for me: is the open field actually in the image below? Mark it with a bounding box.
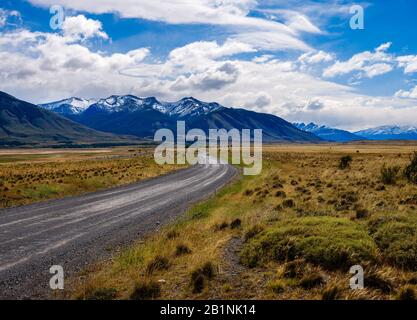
[0,147,181,209]
[69,144,417,300]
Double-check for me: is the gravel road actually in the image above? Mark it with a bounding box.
[0,162,238,299]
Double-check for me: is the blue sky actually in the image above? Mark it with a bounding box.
[1,0,417,130]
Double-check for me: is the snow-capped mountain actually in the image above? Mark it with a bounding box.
[161,97,223,118]
[355,125,417,140]
[0,91,131,147]
[39,94,321,142]
[39,97,97,115]
[89,95,161,113]
[294,122,364,142]
[40,95,223,118]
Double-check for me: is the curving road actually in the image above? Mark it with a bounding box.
[0,162,238,299]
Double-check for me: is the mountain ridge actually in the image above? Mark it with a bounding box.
[355,125,417,140]
[0,91,139,147]
[294,122,364,142]
[39,95,321,143]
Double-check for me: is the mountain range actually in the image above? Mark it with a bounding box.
[39,95,321,143]
[354,125,417,140]
[0,91,139,147]
[2,90,417,146]
[293,122,364,142]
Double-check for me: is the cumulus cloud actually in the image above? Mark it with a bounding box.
[1,12,417,130]
[298,50,334,65]
[171,62,240,91]
[62,15,109,41]
[0,27,149,101]
[397,55,417,74]
[395,86,417,99]
[323,42,394,79]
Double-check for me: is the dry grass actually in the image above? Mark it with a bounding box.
[0,147,182,209]
[59,144,417,299]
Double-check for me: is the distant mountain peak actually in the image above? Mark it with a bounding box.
[355,125,417,140]
[40,97,97,115]
[294,122,364,142]
[161,97,223,118]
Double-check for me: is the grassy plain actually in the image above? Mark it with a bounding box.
[70,143,417,300]
[0,147,180,209]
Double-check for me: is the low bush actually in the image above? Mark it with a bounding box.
[240,216,377,270]
[190,262,216,293]
[130,281,161,300]
[404,152,417,184]
[175,244,192,256]
[339,155,353,170]
[282,199,295,208]
[380,165,401,185]
[146,256,170,275]
[230,218,242,229]
[368,214,417,270]
[243,225,264,242]
[299,274,325,289]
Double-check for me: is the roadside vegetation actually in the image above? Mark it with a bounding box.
[0,148,181,209]
[70,145,417,300]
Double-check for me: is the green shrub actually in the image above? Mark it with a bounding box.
[268,279,286,294]
[243,225,264,242]
[404,152,417,184]
[240,216,377,270]
[339,155,353,170]
[282,259,307,279]
[368,215,417,270]
[380,165,401,185]
[130,281,161,300]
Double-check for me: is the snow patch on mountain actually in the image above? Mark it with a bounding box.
[40,97,97,115]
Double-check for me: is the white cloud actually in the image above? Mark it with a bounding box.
[0,8,21,27]
[362,63,393,78]
[323,42,394,79]
[171,62,240,91]
[304,98,325,110]
[298,50,334,65]
[27,0,318,52]
[168,40,255,66]
[1,21,417,130]
[376,42,392,52]
[395,86,417,99]
[62,15,109,41]
[397,55,417,74]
